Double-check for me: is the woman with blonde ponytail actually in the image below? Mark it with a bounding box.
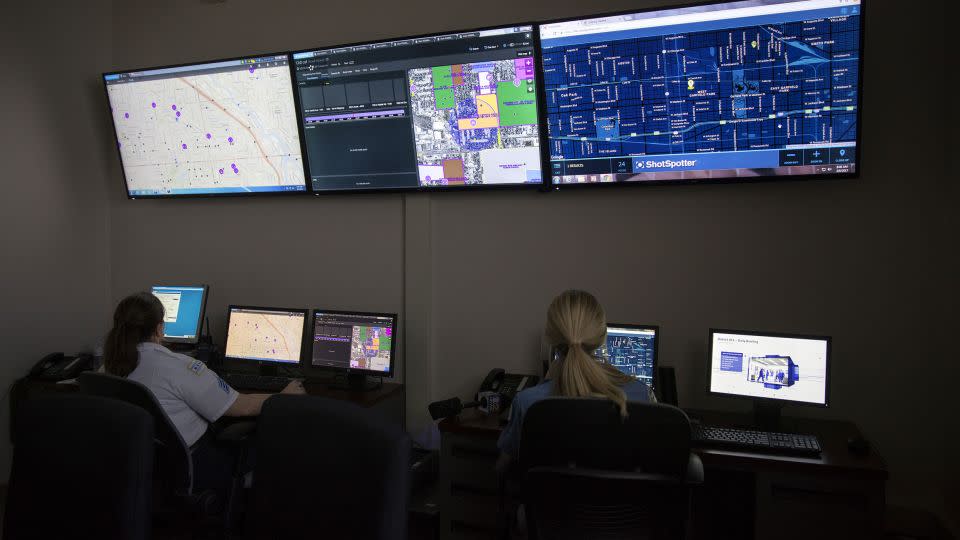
[497,290,654,468]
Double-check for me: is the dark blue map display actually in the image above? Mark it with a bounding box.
[603,327,657,386]
[540,0,861,183]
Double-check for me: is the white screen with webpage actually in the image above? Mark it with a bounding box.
[709,332,827,405]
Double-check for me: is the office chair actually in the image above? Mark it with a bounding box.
[78,372,246,531]
[3,395,154,540]
[247,395,411,540]
[517,399,703,540]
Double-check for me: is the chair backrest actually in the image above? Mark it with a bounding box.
[78,371,194,495]
[524,467,689,540]
[519,399,695,540]
[3,395,154,540]
[247,395,411,540]
[519,399,692,478]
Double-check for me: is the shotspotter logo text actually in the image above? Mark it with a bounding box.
[634,158,697,169]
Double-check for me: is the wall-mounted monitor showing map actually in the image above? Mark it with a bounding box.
[104,54,308,198]
[539,0,862,187]
[292,25,546,192]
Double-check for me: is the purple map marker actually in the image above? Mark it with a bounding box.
[172,104,177,110]
[218,168,224,174]
[151,102,156,108]
[181,143,187,149]
[176,111,181,118]
[206,133,212,139]
[228,136,234,144]
[124,112,129,119]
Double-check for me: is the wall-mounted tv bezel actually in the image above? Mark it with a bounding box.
[289,22,552,195]
[537,0,865,192]
[103,51,311,200]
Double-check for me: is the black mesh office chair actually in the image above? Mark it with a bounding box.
[246,395,411,540]
[3,395,154,540]
[517,399,703,540]
[77,371,248,528]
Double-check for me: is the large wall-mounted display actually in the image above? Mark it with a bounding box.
[103,0,864,198]
[104,54,308,198]
[540,0,862,186]
[292,25,546,192]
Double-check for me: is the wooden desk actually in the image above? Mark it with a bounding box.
[687,409,886,540]
[436,409,887,540]
[235,377,406,428]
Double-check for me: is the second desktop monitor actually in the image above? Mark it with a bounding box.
[311,310,397,376]
[292,25,544,191]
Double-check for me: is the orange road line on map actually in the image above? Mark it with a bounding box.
[178,77,283,184]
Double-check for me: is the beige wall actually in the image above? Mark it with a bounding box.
[0,2,113,477]
[1,0,951,521]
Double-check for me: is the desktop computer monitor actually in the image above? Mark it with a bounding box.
[224,306,308,365]
[151,285,208,344]
[539,0,862,186]
[291,25,545,191]
[104,54,307,198]
[601,324,658,389]
[708,329,830,426]
[310,310,397,385]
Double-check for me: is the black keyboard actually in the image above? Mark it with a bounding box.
[692,424,822,457]
[222,373,290,392]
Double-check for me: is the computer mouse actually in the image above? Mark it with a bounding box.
[847,435,870,457]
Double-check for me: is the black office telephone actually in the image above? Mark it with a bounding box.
[29,352,94,381]
[476,368,539,406]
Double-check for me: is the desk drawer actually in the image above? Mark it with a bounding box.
[440,434,501,540]
[446,490,500,533]
[755,472,884,540]
[440,434,499,492]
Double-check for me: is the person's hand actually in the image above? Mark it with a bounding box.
[281,379,306,395]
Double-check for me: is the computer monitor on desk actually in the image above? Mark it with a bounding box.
[151,285,208,345]
[223,306,308,373]
[707,329,831,429]
[601,324,658,390]
[309,310,397,391]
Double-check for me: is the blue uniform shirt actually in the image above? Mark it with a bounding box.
[497,379,653,459]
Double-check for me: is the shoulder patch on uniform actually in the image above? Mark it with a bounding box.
[189,360,206,376]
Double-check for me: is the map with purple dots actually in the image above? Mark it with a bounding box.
[224,310,305,363]
[105,56,305,196]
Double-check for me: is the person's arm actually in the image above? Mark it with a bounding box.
[224,393,271,417]
[223,380,306,417]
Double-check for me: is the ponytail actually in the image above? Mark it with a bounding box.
[104,292,165,377]
[545,290,636,417]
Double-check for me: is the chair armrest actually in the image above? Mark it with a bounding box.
[685,453,704,485]
[214,420,256,443]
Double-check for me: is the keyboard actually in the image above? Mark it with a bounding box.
[691,424,822,457]
[222,373,291,393]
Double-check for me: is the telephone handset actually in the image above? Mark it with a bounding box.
[29,352,94,381]
[477,368,540,404]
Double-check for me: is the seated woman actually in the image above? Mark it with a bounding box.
[103,292,305,498]
[497,289,654,470]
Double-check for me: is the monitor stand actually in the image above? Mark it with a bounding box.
[753,401,783,432]
[328,372,382,392]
